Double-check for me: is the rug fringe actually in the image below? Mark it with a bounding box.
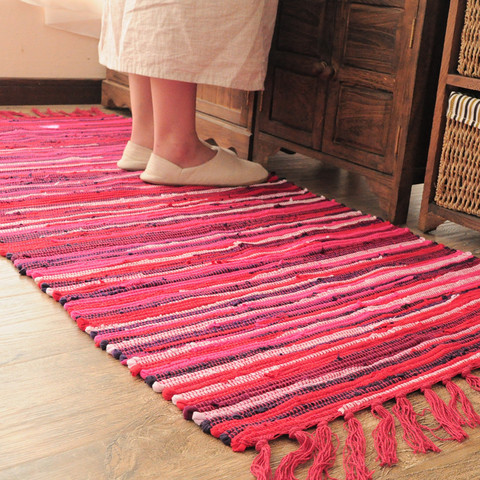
[343,412,374,480]
[0,107,113,119]
[372,404,398,466]
[273,430,316,480]
[391,395,441,454]
[465,371,480,391]
[251,440,273,480]
[32,107,112,118]
[423,387,469,441]
[0,110,32,119]
[307,422,338,480]
[445,379,480,428]
[250,380,480,480]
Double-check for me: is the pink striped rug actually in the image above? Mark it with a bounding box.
[2,109,480,479]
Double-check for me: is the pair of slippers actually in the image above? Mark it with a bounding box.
[118,141,269,187]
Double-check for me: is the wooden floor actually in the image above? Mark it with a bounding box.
[1,106,480,480]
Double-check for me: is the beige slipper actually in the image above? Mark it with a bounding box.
[117,141,153,171]
[117,140,236,171]
[140,148,269,186]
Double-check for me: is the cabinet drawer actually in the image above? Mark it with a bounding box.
[254,0,447,224]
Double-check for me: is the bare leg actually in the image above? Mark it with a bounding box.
[150,77,214,168]
[140,77,268,185]
[129,73,154,150]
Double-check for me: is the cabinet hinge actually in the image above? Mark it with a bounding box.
[409,16,417,49]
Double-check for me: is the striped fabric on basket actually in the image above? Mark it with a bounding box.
[2,109,480,480]
[447,91,480,128]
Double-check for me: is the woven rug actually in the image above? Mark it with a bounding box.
[2,109,480,480]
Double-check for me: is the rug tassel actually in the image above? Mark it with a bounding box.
[251,440,273,480]
[464,371,480,392]
[0,110,23,119]
[343,412,374,480]
[274,430,316,480]
[392,396,440,454]
[423,387,468,442]
[371,404,398,466]
[32,108,54,118]
[444,379,480,428]
[307,422,339,480]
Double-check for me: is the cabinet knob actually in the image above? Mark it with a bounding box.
[313,61,335,79]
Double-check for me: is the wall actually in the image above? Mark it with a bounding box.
[1,0,105,79]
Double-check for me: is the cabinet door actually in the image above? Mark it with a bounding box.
[257,0,335,149]
[322,0,417,174]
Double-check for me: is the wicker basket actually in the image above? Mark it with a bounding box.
[434,92,480,217]
[458,0,480,77]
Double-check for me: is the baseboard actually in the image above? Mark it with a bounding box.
[0,78,102,105]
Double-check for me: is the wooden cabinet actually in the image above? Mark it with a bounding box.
[102,69,255,159]
[195,85,255,160]
[101,69,131,110]
[419,0,480,233]
[254,0,448,224]
[101,0,447,223]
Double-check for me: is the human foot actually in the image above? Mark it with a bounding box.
[117,141,153,171]
[117,140,234,171]
[139,149,269,187]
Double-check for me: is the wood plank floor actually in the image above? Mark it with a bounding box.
[1,106,480,480]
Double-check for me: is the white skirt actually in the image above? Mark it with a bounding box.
[98,0,279,91]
